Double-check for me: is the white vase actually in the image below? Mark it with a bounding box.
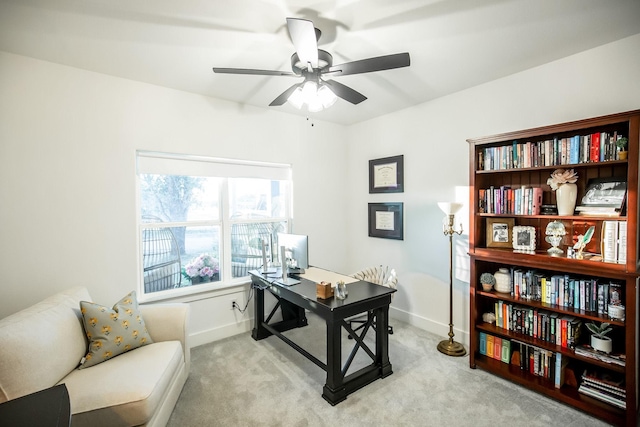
[556,183,577,216]
[494,268,511,293]
[591,335,612,354]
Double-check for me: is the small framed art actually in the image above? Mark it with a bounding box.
[512,226,536,251]
[368,202,404,240]
[369,155,404,193]
[486,218,515,248]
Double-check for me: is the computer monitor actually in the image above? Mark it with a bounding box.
[277,232,309,274]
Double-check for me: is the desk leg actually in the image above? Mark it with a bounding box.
[251,285,271,341]
[375,305,393,378]
[322,318,346,405]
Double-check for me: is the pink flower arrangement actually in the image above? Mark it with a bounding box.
[547,168,578,191]
[184,254,219,279]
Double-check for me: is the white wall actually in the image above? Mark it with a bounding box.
[2,33,639,348]
[0,51,349,345]
[346,34,640,345]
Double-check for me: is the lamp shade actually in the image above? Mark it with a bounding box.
[437,202,463,216]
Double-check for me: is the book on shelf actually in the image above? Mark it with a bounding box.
[600,221,627,264]
[574,344,626,367]
[617,221,627,264]
[582,369,625,392]
[579,369,626,409]
[478,332,511,365]
[554,352,569,388]
[479,332,487,355]
[478,132,624,172]
[578,383,626,409]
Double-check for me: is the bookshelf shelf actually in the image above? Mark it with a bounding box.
[475,159,628,174]
[477,355,626,425]
[468,110,639,427]
[477,213,628,221]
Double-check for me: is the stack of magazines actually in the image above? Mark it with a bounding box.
[578,369,626,409]
[574,344,626,367]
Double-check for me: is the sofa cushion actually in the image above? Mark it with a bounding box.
[79,291,153,369]
[59,340,184,426]
[0,287,91,403]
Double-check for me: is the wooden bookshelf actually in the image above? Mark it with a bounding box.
[468,110,639,427]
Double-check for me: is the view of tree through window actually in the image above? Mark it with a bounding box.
[137,156,292,297]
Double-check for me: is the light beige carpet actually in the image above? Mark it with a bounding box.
[168,313,609,426]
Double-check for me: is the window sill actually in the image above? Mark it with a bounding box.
[139,278,252,305]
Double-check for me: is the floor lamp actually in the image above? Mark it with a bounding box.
[436,202,466,357]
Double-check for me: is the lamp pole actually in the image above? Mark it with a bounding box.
[437,211,466,357]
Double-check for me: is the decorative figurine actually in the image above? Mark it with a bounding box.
[545,220,567,256]
[573,226,595,259]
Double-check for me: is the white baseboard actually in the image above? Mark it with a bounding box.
[189,318,252,348]
[190,308,470,348]
[390,306,470,347]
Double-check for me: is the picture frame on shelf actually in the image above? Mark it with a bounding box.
[369,155,404,193]
[368,202,404,240]
[576,177,627,216]
[486,217,515,248]
[512,225,536,251]
[580,177,627,207]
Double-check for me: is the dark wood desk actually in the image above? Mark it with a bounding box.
[0,384,71,427]
[250,268,396,405]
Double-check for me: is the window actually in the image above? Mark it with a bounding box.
[136,151,292,298]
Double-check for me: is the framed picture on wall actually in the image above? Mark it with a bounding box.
[486,218,515,248]
[369,155,404,193]
[368,203,404,240]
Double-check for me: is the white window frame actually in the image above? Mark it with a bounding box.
[135,151,292,302]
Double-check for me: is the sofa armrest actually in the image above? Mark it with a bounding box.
[139,303,190,373]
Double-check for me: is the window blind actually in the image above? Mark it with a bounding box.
[137,151,291,181]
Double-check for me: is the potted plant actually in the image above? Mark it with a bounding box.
[586,321,613,353]
[479,273,496,292]
[616,137,628,160]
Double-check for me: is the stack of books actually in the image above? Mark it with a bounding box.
[600,220,627,264]
[578,369,626,409]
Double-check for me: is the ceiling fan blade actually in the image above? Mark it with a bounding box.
[213,67,297,77]
[323,79,367,105]
[324,52,410,76]
[286,18,318,69]
[269,83,302,106]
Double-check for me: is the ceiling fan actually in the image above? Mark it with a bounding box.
[212,18,410,111]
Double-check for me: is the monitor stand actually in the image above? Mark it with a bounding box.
[260,267,277,274]
[275,277,300,286]
[274,267,300,286]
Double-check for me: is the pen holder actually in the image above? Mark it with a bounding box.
[316,281,334,299]
[335,281,347,300]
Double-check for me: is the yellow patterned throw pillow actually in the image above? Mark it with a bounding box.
[79,291,153,369]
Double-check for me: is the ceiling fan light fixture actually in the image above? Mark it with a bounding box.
[287,80,337,112]
[301,81,318,100]
[288,86,305,109]
[318,84,337,109]
[307,98,324,113]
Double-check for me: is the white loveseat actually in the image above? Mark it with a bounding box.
[0,287,189,426]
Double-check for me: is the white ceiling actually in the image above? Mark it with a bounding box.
[1,0,639,125]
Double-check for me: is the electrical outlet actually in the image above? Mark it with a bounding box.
[230,299,237,311]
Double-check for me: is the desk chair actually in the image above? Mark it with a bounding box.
[348,266,398,338]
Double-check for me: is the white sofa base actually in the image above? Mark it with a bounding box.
[0,287,189,427]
